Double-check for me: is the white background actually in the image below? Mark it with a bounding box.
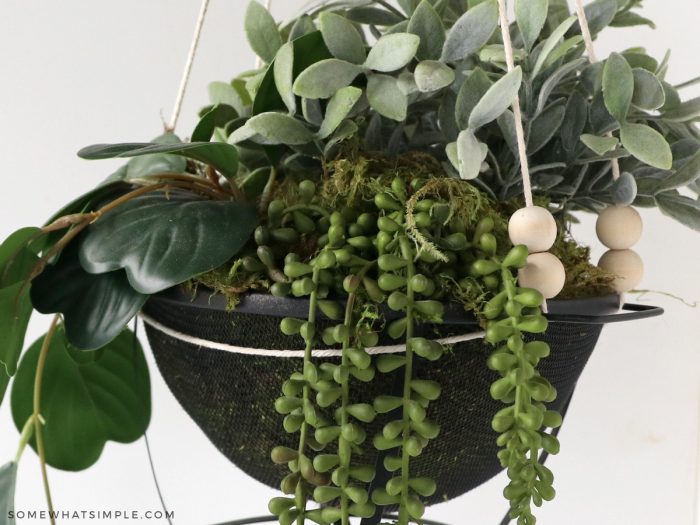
[1,1,699,524]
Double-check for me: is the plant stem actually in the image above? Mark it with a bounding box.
[14,415,36,464]
[34,314,61,525]
[398,236,416,525]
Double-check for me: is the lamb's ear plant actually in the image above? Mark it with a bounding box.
[0,0,698,524]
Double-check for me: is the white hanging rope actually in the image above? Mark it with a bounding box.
[166,0,212,133]
[573,0,621,180]
[497,0,534,208]
[139,312,485,358]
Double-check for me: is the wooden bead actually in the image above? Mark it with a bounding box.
[596,205,642,250]
[598,249,644,293]
[508,206,557,253]
[518,252,566,299]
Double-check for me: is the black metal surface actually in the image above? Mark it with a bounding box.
[142,287,662,510]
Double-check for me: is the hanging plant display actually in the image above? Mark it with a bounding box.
[1,0,698,524]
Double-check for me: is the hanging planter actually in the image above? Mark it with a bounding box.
[1,1,698,524]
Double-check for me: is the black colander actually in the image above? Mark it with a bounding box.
[142,288,661,510]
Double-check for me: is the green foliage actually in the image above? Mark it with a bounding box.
[0,462,17,525]
[11,327,150,471]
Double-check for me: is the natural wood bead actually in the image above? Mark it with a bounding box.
[598,249,644,293]
[596,205,642,250]
[518,252,566,299]
[508,206,557,253]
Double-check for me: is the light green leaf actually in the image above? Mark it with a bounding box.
[79,191,259,295]
[515,0,548,51]
[611,10,656,29]
[631,68,665,111]
[208,80,251,116]
[407,1,445,61]
[575,0,617,35]
[274,42,296,114]
[656,192,700,231]
[455,67,492,130]
[292,59,363,99]
[244,0,283,64]
[414,61,455,93]
[441,0,498,63]
[620,123,673,170]
[324,119,359,157]
[455,129,487,180]
[528,100,566,154]
[11,327,151,471]
[318,87,362,139]
[319,11,366,64]
[289,14,317,41]
[536,58,587,114]
[531,16,577,78]
[580,134,619,156]
[0,462,17,525]
[542,36,583,70]
[468,67,523,130]
[367,74,408,122]
[245,113,315,145]
[364,33,420,72]
[603,52,634,122]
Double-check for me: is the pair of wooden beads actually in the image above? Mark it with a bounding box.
[596,205,644,293]
[508,206,566,299]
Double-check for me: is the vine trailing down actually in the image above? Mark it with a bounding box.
[0,1,698,525]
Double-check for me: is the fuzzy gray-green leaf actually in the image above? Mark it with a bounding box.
[528,100,566,154]
[515,0,548,51]
[364,33,420,72]
[293,59,363,99]
[656,192,700,231]
[580,134,619,156]
[245,0,283,64]
[274,42,296,114]
[318,87,362,139]
[531,15,576,78]
[620,123,672,170]
[441,0,498,63]
[603,53,634,122]
[367,74,407,122]
[657,150,700,191]
[408,1,445,61]
[468,67,522,130]
[414,61,454,93]
[455,129,486,180]
[631,68,665,111]
[455,67,492,130]
[319,11,366,64]
[245,113,315,145]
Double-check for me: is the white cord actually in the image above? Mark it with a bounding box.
[140,312,485,358]
[166,0,211,133]
[497,0,534,208]
[573,0,621,180]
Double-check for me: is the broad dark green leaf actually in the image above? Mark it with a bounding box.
[319,11,366,64]
[191,105,239,143]
[364,33,420,73]
[31,243,147,350]
[516,0,548,51]
[455,68,492,130]
[620,123,673,170]
[0,462,17,525]
[113,133,187,180]
[79,191,259,295]
[528,100,566,154]
[245,0,283,64]
[469,67,522,130]
[590,91,618,135]
[408,1,445,61]
[656,192,700,231]
[367,74,408,122]
[11,327,150,471]
[78,141,239,181]
[441,0,498,63]
[293,59,363,99]
[603,53,634,122]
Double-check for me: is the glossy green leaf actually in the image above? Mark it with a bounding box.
[656,192,700,231]
[0,284,32,377]
[367,74,408,122]
[531,16,577,78]
[455,67,492,130]
[230,112,315,145]
[292,59,363,99]
[31,243,147,350]
[78,191,258,295]
[319,12,366,64]
[274,42,296,114]
[191,104,239,143]
[364,33,420,72]
[318,87,362,139]
[0,462,17,525]
[414,61,454,93]
[407,1,445,61]
[245,0,283,64]
[515,0,548,51]
[620,123,672,170]
[78,141,239,181]
[580,134,619,156]
[11,327,150,471]
[631,68,665,111]
[603,52,634,122]
[468,67,522,130]
[441,0,498,63]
